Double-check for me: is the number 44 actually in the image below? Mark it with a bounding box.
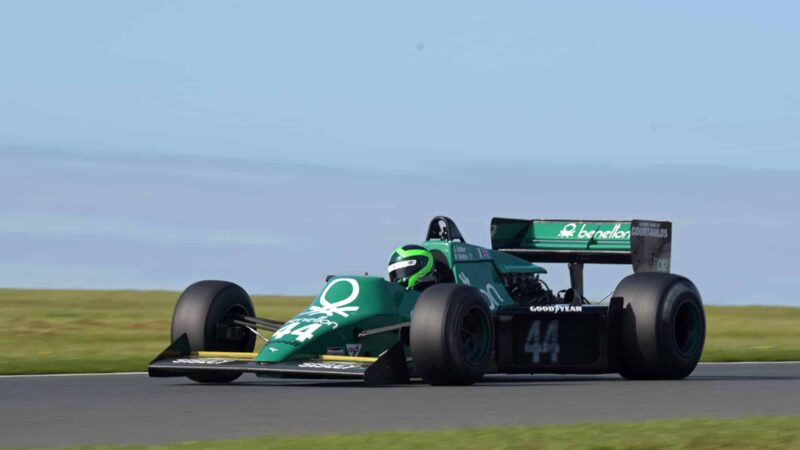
[525,320,560,363]
[272,322,322,342]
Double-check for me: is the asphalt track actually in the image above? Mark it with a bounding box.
[1,363,799,448]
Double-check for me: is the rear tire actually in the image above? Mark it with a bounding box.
[615,273,705,380]
[171,280,256,383]
[410,284,494,385]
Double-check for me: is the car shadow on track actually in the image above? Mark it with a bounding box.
[166,374,623,388]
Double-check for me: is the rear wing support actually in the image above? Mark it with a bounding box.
[569,262,584,304]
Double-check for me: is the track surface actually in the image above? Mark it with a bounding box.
[2,363,799,448]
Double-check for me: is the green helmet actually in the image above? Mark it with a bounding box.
[388,244,434,289]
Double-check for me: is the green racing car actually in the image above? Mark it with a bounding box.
[149,216,706,385]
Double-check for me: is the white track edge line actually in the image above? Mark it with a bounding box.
[0,371,146,378]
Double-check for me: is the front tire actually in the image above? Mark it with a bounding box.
[410,284,494,385]
[615,273,705,380]
[171,280,256,383]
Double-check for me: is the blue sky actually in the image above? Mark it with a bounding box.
[1,2,799,304]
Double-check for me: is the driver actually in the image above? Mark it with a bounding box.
[387,245,434,290]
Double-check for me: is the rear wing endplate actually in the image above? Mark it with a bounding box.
[491,218,671,273]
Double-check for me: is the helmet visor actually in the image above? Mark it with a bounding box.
[388,259,418,283]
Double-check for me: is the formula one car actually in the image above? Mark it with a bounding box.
[149,216,705,385]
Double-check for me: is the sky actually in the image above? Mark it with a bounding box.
[1,2,799,304]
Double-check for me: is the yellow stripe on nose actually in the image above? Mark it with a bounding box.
[320,355,378,363]
[194,351,259,360]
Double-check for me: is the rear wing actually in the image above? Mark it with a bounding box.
[491,218,671,273]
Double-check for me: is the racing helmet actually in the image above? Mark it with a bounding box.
[388,245,433,289]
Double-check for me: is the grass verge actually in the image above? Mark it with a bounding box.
[0,288,308,375]
[703,305,800,361]
[1,289,799,374]
[64,417,800,449]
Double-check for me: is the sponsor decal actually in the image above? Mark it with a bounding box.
[529,305,583,313]
[557,225,576,238]
[346,343,362,357]
[274,278,362,344]
[557,223,630,240]
[172,358,233,365]
[457,271,501,310]
[327,347,346,356]
[631,223,669,238]
[286,316,340,329]
[267,347,279,352]
[297,362,361,370]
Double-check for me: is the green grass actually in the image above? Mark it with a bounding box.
[0,288,799,374]
[703,305,800,361]
[0,288,310,375]
[64,417,800,449]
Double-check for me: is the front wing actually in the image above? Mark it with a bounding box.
[148,334,410,384]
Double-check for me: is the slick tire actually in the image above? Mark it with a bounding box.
[171,280,256,383]
[410,284,494,386]
[615,273,706,380]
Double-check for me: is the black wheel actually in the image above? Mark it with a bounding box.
[171,280,256,383]
[615,273,705,380]
[410,284,494,385]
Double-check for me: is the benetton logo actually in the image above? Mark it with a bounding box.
[557,223,630,240]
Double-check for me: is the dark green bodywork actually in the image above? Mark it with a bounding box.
[257,276,417,362]
[256,240,546,364]
[256,217,661,365]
